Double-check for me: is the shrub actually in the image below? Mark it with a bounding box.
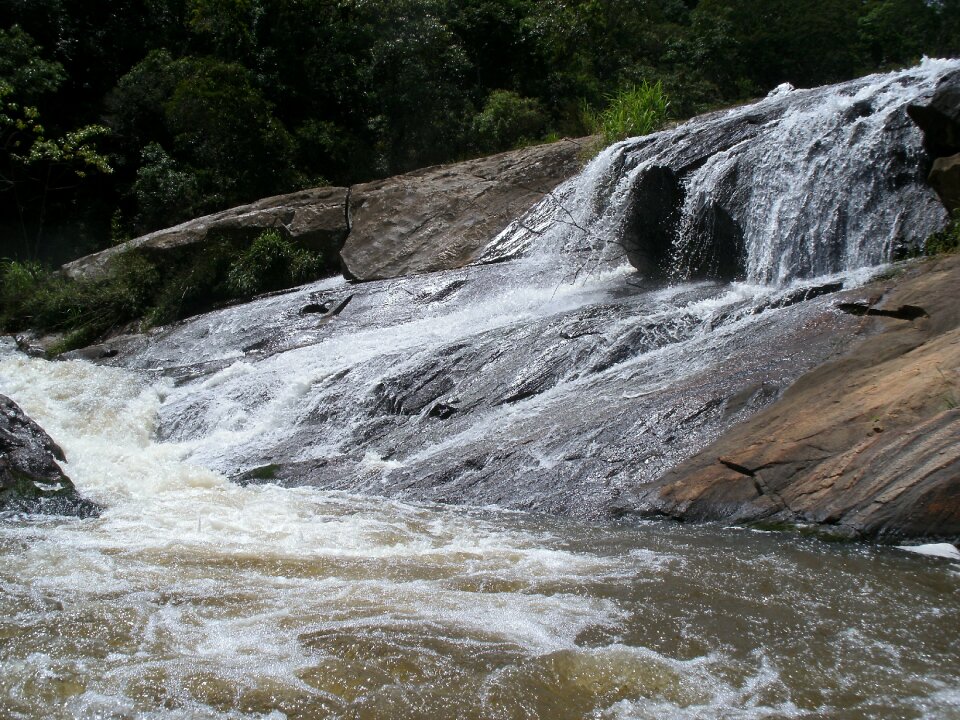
[472,90,549,153]
[0,231,326,355]
[0,260,46,330]
[227,229,323,296]
[925,211,960,256]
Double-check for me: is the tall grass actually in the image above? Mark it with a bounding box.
[583,81,671,148]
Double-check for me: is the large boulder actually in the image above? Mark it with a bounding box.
[908,70,960,213]
[62,186,350,281]
[631,253,960,540]
[907,70,960,158]
[340,138,589,281]
[63,139,589,286]
[929,153,960,214]
[0,395,99,517]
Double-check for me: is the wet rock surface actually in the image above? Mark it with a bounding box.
[632,254,960,540]
[78,61,960,540]
[0,395,99,517]
[480,64,950,285]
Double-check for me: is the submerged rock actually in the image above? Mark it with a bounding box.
[0,395,99,517]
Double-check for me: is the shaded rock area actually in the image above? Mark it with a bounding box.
[929,153,960,213]
[63,138,589,284]
[340,138,589,281]
[907,69,960,158]
[62,186,349,281]
[632,254,960,540]
[0,395,99,517]
[908,69,960,213]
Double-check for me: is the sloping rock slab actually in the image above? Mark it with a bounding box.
[630,254,960,540]
[0,395,99,517]
[62,186,349,281]
[340,138,589,281]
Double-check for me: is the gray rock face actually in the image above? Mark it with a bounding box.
[0,395,99,517]
[62,139,588,285]
[62,186,350,281]
[340,138,589,281]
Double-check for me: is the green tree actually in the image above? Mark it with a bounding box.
[108,50,300,232]
[354,0,475,173]
[857,0,940,69]
[0,26,111,259]
[692,0,862,94]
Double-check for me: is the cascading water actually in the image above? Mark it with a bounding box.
[1,60,959,718]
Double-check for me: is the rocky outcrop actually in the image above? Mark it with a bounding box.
[929,153,960,213]
[62,138,589,284]
[907,69,960,158]
[62,186,349,281]
[632,254,960,540]
[340,138,589,281]
[908,69,960,214]
[0,395,99,517]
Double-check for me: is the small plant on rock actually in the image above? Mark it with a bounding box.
[925,210,960,256]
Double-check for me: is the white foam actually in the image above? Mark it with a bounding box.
[897,543,960,561]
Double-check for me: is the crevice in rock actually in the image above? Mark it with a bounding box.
[836,303,929,320]
[719,457,755,477]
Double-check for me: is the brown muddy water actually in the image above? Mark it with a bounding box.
[1,349,959,720]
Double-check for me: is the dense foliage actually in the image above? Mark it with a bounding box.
[0,0,958,266]
[0,229,326,354]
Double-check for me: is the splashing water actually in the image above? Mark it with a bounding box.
[1,355,959,719]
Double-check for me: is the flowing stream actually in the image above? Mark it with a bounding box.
[2,60,960,718]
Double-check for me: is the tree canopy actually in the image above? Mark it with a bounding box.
[1,0,957,264]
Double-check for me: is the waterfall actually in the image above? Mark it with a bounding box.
[481,58,953,285]
[2,62,959,720]
[61,59,954,519]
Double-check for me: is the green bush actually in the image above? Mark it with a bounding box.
[925,211,960,256]
[0,251,161,351]
[1,231,326,355]
[227,230,323,296]
[471,90,548,153]
[585,81,671,147]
